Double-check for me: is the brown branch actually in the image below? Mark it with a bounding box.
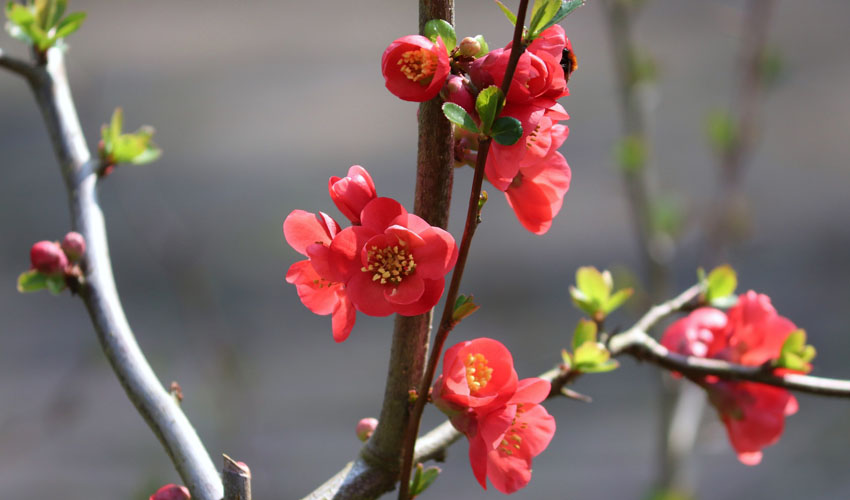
[223,455,252,500]
[0,48,38,81]
[22,47,222,499]
[397,2,532,497]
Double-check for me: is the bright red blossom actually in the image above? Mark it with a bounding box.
[382,35,451,102]
[433,338,555,494]
[284,210,356,342]
[328,165,376,225]
[661,291,804,465]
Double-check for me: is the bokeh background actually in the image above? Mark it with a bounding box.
[1,1,849,498]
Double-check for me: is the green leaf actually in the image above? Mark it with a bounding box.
[52,11,85,39]
[17,269,47,293]
[45,274,65,295]
[579,359,619,373]
[573,341,617,373]
[572,319,597,352]
[528,0,561,38]
[705,265,737,303]
[442,102,479,134]
[129,144,161,165]
[475,86,505,135]
[576,266,611,305]
[44,0,66,29]
[614,135,646,173]
[491,116,522,146]
[560,348,572,369]
[452,294,480,323]
[603,287,634,314]
[423,19,456,52]
[109,107,123,142]
[777,329,816,372]
[473,34,489,57]
[6,3,35,26]
[569,287,597,317]
[705,109,738,155]
[535,0,584,37]
[414,466,440,497]
[492,0,517,25]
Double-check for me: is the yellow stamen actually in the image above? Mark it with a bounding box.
[397,48,438,83]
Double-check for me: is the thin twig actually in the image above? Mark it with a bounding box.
[223,455,252,500]
[397,2,531,497]
[0,48,38,81]
[23,47,222,500]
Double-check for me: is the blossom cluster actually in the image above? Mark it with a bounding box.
[382,26,574,234]
[433,338,556,493]
[661,291,807,465]
[284,166,458,342]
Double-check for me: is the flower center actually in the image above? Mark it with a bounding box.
[397,48,437,83]
[464,353,493,393]
[361,242,416,285]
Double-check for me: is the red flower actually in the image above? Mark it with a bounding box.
[149,484,190,500]
[284,210,356,342]
[328,165,377,225]
[660,291,804,464]
[433,338,519,419]
[382,35,451,102]
[317,197,457,316]
[433,339,556,493]
[30,240,68,275]
[504,118,571,235]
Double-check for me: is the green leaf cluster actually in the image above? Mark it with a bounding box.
[424,19,456,53]
[5,0,86,51]
[562,320,618,373]
[17,269,65,294]
[528,0,584,40]
[452,294,480,323]
[441,86,522,145]
[569,266,634,319]
[409,463,440,499]
[777,329,816,372]
[101,108,162,166]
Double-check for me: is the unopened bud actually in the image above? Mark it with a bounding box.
[61,232,86,262]
[30,241,68,275]
[356,417,378,442]
[457,37,481,57]
[149,484,190,500]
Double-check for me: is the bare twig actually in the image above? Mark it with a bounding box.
[0,48,38,81]
[223,455,252,500]
[22,47,222,500]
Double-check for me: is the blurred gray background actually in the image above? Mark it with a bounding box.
[1,1,849,499]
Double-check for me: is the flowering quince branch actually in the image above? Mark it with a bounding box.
[2,45,222,499]
[0,47,38,81]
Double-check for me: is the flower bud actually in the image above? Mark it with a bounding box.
[149,484,190,500]
[328,165,377,224]
[30,241,68,275]
[356,417,378,442]
[61,231,86,262]
[442,75,474,115]
[457,37,481,57]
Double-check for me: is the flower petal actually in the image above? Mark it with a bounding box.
[346,271,395,317]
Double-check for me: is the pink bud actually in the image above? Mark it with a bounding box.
[30,241,68,275]
[457,37,481,57]
[328,165,377,224]
[61,231,86,262]
[356,417,378,442]
[442,75,475,115]
[149,484,190,500]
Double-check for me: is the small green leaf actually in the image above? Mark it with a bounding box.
[423,19,456,52]
[569,287,597,317]
[777,329,816,372]
[52,11,85,39]
[615,135,646,173]
[442,103,479,134]
[452,294,480,323]
[579,359,619,373]
[705,265,737,303]
[705,109,738,155]
[560,348,572,369]
[414,466,440,497]
[45,274,65,295]
[129,144,161,165]
[576,266,611,305]
[473,34,489,57]
[491,116,522,146]
[475,86,504,135]
[528,0,561,39]
[110,107,123,142]
[492,0,517,25]
[603,287,634,314]
[572,319,597,352]
[533,0,584,37]
[17,270,47,293]
[44,0,66,30]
